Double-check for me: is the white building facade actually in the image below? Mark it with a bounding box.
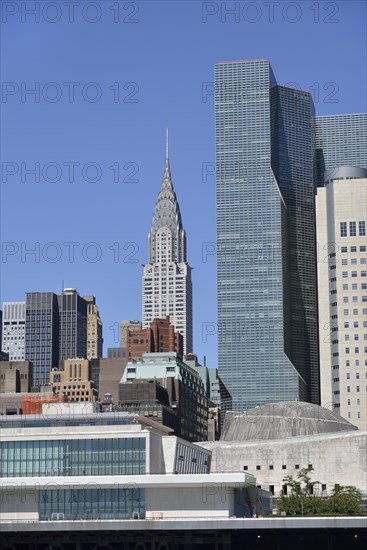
[0,409,258,522]
[142,139,193,354]
[316,168,367,430]
[1,301,26,361]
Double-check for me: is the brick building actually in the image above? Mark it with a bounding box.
[127,317,183,359]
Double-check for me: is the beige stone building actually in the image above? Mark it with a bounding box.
[0,361,32,393]
[50,359,97,402]
[120,320,142,348]
[316,167,367,429]
[84,296,103,359]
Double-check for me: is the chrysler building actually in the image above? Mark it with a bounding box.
[142,134,193,354]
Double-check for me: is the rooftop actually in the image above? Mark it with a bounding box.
[221,402,358,441]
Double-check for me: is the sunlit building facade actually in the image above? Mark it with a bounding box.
[215,59,318,412]
[316,169,367,430]
[1,302,26,361]
[142,140,193,354]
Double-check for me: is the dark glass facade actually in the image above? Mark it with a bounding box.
[58,291,88,361]
[175,441,211,474]
[271,85,319,405]
[25,292,59,387]
[314,113,367,186]
[40,488,146,520]
[0,437,146,477]
[215,60,317,412]
[25,290,89,387]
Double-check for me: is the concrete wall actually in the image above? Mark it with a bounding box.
[146,487,234,519]
[98,358,128,402]
[161,436,177,474]
[42,402,98,417]
[199,431,367,496]
[148,430,165,474]
[1,485,237,521]
[0,490,38,520]
[0,393,23,414]
[0,361,31,393]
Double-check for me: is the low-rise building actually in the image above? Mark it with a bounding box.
[119,352,208,442]
[199,402,367,501]
[118,379,178,433]
[87,357,128,403]
[0,407,258,522]
[0,361,32,393]
[50,358,97,402]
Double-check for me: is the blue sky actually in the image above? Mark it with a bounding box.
[1,0,366,368]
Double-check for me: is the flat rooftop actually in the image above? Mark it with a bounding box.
[1,517,366,533]
[0,412,172,433]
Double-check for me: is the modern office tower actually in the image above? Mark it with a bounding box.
[84,295,103,359]
[215,59,318,412]
[316,168,367,430]
[314,114,367,186]
[25,292,59,387]
[1,302,26,361]
[58,289,88,362]
[142,138,193,354]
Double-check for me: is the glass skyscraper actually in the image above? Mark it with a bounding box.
[25,289,88,387]
[314,113,367,186]
[25,292,59,387]
[58,289,88,362]
[215,60,318,411]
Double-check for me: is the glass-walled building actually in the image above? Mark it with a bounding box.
[314,113,367,186]
[25,292,59,387]
[0,410,256,523]
[215,59,318,412]
[58,289,88,362]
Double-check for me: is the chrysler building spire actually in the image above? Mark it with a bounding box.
[148,135,186,265]
[142,134,193,354]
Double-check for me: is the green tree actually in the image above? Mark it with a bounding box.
[328,485,363,515]
[278,468,363,516]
